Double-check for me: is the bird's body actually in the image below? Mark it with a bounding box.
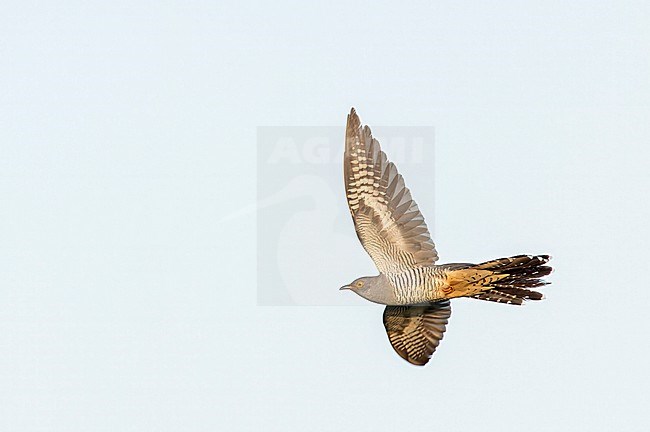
[346,258,548,306]
[347,265,455,305]
[373,265,450,304]
[340,108,552,366]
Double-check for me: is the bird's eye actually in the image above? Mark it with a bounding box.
[356,281,364,287]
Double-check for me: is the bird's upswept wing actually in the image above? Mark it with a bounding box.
[344,108,438,274]
[383,301,451,366]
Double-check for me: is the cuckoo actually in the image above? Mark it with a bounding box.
[340,108,552,366]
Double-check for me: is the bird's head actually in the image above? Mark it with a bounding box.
[339,275,395,304]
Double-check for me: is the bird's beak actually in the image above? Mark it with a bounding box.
[339,285,351,291]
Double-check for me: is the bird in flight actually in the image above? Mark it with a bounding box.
[340,108,552,366]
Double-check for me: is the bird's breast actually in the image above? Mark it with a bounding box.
[386,267,444,304]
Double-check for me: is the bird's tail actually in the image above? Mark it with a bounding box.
[445,255,552,305]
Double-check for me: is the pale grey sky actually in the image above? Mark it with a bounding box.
[1,1,649,431]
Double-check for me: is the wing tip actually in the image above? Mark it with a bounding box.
[392,345,430,366]
[408,356,430,367]
[347,107,361,132]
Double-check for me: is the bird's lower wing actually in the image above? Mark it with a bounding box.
[383,301,451,366]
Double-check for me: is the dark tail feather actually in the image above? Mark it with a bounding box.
[471,255,552,305]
